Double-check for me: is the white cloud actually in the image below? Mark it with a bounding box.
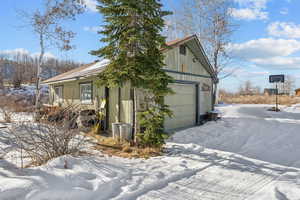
[79,0,97,12]
[31,52,56,59]
[267,22,300,39]
[233,0,269,9]
[228,38,300,69]
[230,8,268,20]
[251,57,300,69]
[0,48,55,60]
[228,38,300,59]
[83,26,103,33]
[0,48,30,57]
[224,67,270,77]
[280,8,289,15]
[230,0,270,20]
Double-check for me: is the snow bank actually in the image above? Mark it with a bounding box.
[0,84,49,105]
[0,112,34,122]
[4,84,48,97]
[283,104,300,114]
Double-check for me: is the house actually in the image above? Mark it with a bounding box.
[295,88,300,97]
[43,35,217,131]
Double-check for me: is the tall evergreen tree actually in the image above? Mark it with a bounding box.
[91,0,174,147]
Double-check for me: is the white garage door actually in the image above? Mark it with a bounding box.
[164,83,196,130]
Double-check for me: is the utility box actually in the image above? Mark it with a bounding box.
[112,122,122,139]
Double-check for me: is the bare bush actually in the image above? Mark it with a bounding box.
[0,95,13,123]
[9,121,89,166]
[0,108,12,123]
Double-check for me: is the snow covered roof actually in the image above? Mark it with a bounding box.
[43,59,110,84]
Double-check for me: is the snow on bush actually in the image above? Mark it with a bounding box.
[8,121,89,166]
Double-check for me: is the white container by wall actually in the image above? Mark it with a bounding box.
[120,124,133,141]
[112,123,122,139]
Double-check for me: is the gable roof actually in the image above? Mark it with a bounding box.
[43,59,109,84]
[164,35,216,80]
[43,35,217,84]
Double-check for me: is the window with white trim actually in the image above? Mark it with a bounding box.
[80,83,92,104]
[54,86,63,103]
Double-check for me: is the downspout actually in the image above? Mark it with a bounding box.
[105,87,109,130]
[195,84,199,124]
[118,87,121,122]
[131,88,136,140]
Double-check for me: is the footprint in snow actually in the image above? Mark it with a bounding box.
[78,172,97,180]
[155,171,165,178]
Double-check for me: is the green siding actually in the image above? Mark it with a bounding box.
[50,76,105,110]
[49,78,133,130]
[163,46,213,115]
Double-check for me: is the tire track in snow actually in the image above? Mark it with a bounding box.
[111,161,222,200]
[138,159,282,200]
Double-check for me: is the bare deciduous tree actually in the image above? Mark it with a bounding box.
[19,0,84,120]
[0,59,4,90]
[238,80,261,95]
[279,75,295,95]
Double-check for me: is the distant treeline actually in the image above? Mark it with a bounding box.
[0,52,83,88]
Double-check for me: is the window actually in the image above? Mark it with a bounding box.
[80,82,93,104]
[179,45,186,55]
[54,86,63,103]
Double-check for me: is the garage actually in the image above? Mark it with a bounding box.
[164,83,198,130]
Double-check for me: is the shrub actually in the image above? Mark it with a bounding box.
[9,120,89,166]
[0,108,12,123]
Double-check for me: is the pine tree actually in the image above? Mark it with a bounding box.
[91,0,174,147]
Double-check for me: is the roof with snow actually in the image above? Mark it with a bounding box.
[43,59,109,84]
[43,35,216,84]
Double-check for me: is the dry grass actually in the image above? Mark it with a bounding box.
[87,132,162,159]
[220,94,300,106]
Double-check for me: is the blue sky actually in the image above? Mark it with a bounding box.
[1,0,300,92]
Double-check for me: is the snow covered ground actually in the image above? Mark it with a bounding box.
[0,112,34,122]
[284,104,300,114]
[1,104,300,200]
[173,104,300,168]
[5,84,48,97]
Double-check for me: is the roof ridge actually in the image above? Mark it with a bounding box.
[43,62,95,83]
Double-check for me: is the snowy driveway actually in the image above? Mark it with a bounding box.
[172,104,300,168]
[1,104,300,200]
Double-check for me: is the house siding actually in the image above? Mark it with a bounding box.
[49,78,133,130]
[50,76,105,109]
[163,46,213,115]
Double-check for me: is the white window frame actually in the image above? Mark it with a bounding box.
[54,86,63,104]
[80,82,93,104]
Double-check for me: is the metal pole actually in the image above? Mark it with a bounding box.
[276,83,278,112]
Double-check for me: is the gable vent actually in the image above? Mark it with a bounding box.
[179,45,186,55]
